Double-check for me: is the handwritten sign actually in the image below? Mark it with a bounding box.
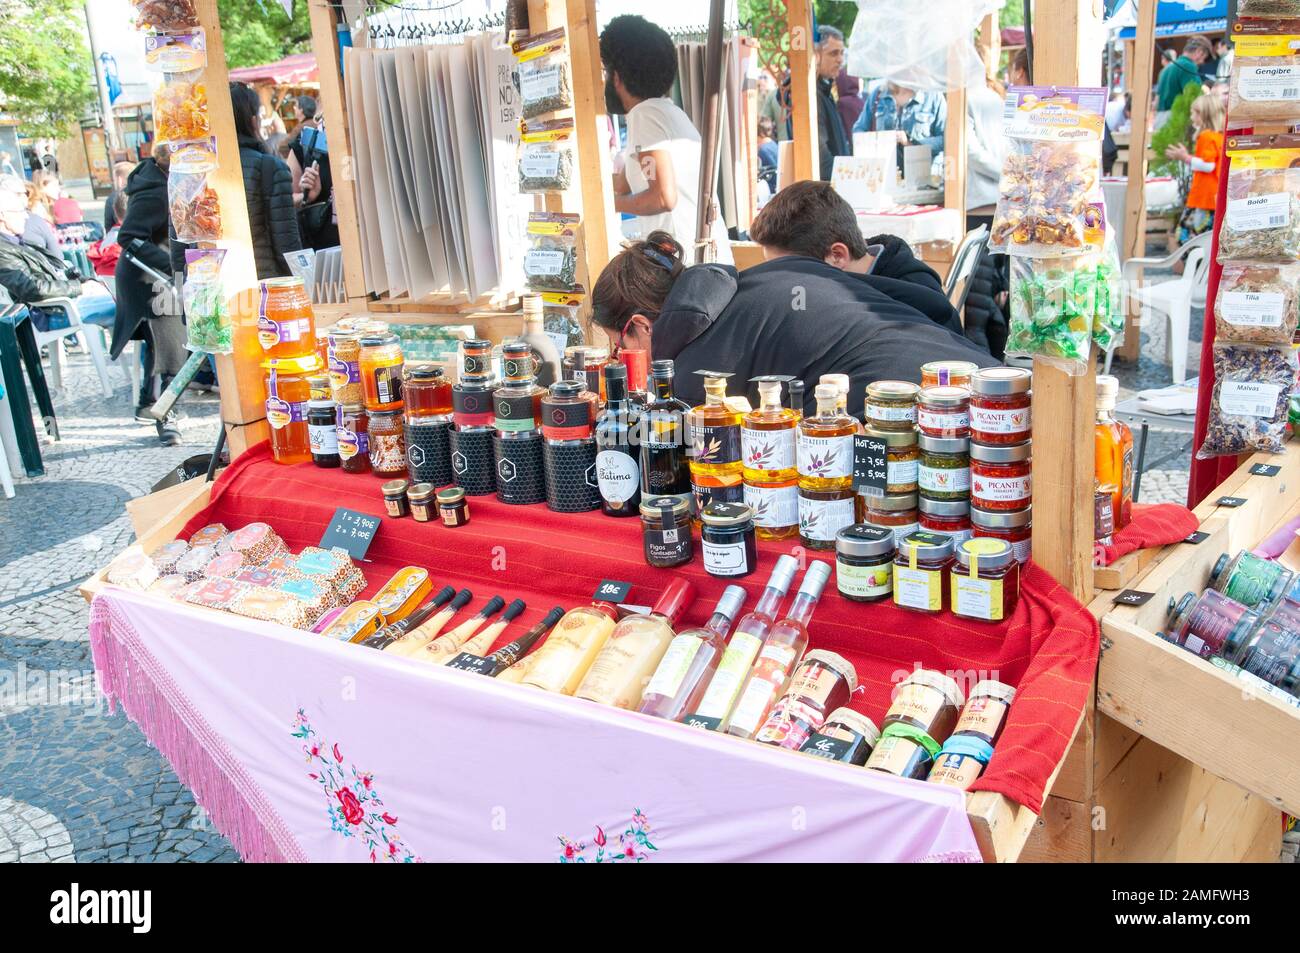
[319,508,381,560]
[851,434,889,494]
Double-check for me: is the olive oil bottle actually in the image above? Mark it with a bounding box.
[742,377,800,541]
[797,383,856,550]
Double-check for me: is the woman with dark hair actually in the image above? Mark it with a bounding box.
[229,82,302,278]
[599,14,732,264]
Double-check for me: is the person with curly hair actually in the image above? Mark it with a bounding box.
[599,14,732,264]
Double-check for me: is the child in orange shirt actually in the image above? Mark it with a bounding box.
[1165,93,1226,244]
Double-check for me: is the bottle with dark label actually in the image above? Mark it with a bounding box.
[594,363,643,517]
[493,342,547,504]
[640,359,692,513]
[542,380,600,512]
[450,339,497,496]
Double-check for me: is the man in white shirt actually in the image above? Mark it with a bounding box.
[600,14,733,265]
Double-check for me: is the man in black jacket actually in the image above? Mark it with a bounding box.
[813,26,851,181]
[0,176,84,303]
[591,180,996,414]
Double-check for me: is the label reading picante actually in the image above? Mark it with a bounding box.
[452,386,495,427]
[542,399,592,439]
[495,392,540,432]
[689,423,742,465]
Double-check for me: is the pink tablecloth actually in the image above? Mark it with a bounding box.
[89,588,983,863]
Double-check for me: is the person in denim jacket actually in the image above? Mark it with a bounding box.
[852,81,947,159]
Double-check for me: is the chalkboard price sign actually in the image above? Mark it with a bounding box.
[319,508,381,560]
[851,434,888,494]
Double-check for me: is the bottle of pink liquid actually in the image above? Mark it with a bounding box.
[639,585,747,720]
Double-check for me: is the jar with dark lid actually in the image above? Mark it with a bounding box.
[858,490,920,546]
[359,332,405,412]
[971,504,1031,564]
[754,649,859,750]
[953,679,1016,745]
[919,496,971,544]
[918,434,970,501]
[860,426,920,495]
[382,479,410,518]
[337,402,371,474]
[893,530,956,614]
[307,398,340,468]
[700,501,758,578]
[800,707,880,765]
[1233,618,1300,696]
[882,669,965,743]
[437,487,470,526]
[970,367,1032,444]
[835,524,895,602]
[970,440,1032,510]
[369,408,407,477]
[1165,589,1260,661]
[640,495,694,568]
[407,482,436,522]
[864,380,919,432]
[404,363,452,418]
[460,338,494,377]
[1209,550,1295,609]
[917,385,970,438]
[950,537,1020,622]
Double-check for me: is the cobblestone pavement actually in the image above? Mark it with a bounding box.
[0,349,239,863]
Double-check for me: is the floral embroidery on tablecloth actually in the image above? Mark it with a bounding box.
[291,708,421,863]
[558,809,657,863]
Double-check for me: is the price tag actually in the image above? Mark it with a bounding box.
[1217,496,1248,508]
[851,434,888,493]
[593,579,632,603]
[682,714,721,731]
[1113,589,1155,607]
[318,507,381,560]
[1183,531,1209,545]
[446,653,498,676]
[1249,464,1280,477]
[800,733,857,761]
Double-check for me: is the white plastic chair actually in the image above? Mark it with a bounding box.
[0,384,16,498]
[1110,232,1213,384]
[31,295,115,397]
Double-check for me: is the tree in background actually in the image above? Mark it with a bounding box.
[0,0,96,139]
[219,0,313,69]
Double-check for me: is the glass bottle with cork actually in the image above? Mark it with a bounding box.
[687,371,747,514]
[639,585,747,721]
[726,561,833,740]
[594,363,643,517]
[575,579,697,709]
[742,376,800,541]
[798,384,857,551]
[1094,374,1133,531]
[684,555,799,730]
[820,373,861,432]
[640,359,693,514]
[493,343,547,504]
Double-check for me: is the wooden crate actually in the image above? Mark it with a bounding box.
[1097,443,1300,821]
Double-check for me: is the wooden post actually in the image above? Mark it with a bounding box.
[197,0,268,457]
[307,0,367,304]
[564,0,616,277]
[978,9,1000,81]
[786,0,818,182]
[1116,0,1158,365]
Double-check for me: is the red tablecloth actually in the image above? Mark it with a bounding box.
[1097,502,1200,567]
[182,443,1099,813]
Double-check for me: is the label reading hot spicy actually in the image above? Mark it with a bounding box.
[689,423,741,465]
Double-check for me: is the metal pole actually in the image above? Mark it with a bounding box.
[83,1,120,153]
[693,0,726,265]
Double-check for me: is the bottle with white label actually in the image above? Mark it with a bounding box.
[594,364,642,517]
[726,561,832,740]
[742,377,800,540]
[639,585,746,721]
[683,554,799,729]
[798,384,857,551]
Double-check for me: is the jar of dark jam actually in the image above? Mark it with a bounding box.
[700,501,758,578]
[640,495,694,568]
[308,399,340,468]
[337,402,371,474]
[835,524,895,602]
[866,723,942,780]
[882,669,965,744]
[952,679,1016,745]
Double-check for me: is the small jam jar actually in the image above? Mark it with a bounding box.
[407,482,436,522]
[359,332,405,411]
[754,649,859,750]
[918,434,971,501]
[437,487,470,526]
[867,724,941,780]
[864,380,920,432]
[857,491,919,547]
[970,367,1032,444]
[971,504,1032,564]
[950,538,1020,622]
[640,495,694,568]
[916,385,970,438]
[970,440,1032,510]
[801,708,880,765]
[893,531,956,614]
[337,402,371,474]
[862,426,919,493]
[883,669,965,743]
[919,496,972,544]
[921,360,979,389]
[700,501,758,578]
[382,479,410,518]
[836,524,896,602]
[953,679,1017,744]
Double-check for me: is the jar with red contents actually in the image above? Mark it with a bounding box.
[753,650,859,750]
[917,385,970,438]
[919,496,972,544]
[970,440,1032,510]
[971,504,1031,564]
[970,367,1032,444]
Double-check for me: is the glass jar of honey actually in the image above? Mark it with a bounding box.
[257,277,317,363]
[263,357,319,465]
[403,363,452,417]
[337,402,371,474]
[359,333,405,412]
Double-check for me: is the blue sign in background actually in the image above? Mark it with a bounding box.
[1117,0,1229,39]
